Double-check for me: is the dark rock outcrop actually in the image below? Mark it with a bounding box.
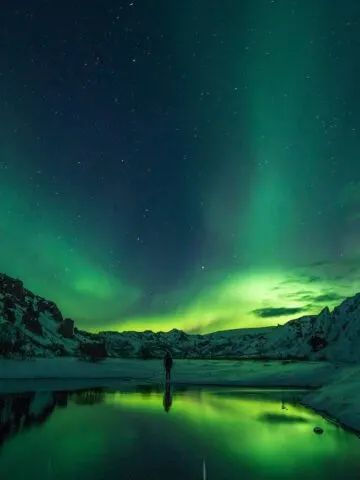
[36,299,63,323]
[3,297,16,324]
[58,318,74,338]
[0,272,82,357]
[0,274,26,305]
[79,341,107,362]
[22,310,43,336]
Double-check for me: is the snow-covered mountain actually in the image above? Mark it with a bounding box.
[1,273,360,362]
[95,293,360,362]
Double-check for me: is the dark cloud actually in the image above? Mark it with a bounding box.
[308,260,332,268]
[287,290,317,300]
[305,275,323,283]
[278,277,298,286]
[287,257,360,287]
[278,273,324,286]
[292,272,324,284]
[288,290,344,305]
[293,294,317,303]
[252,307,306,318]
[313,293,344,303]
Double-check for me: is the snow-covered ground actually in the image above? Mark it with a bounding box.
[303,367,360,433]
[0,358,342,387]
[1,357,359,434]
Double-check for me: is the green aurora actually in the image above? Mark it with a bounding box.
[1,1,360,333]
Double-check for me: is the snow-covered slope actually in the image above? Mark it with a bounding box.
[0,273,91,357]
[202,293,360,362]
[1,272,360,363]
[243,293,360,362]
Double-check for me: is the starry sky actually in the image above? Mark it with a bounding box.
[1,0,360,334]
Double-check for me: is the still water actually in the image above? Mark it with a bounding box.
[0,386,359,479]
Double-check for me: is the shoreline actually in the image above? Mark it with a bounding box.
[1,357,359,434]
[303,404,360,439]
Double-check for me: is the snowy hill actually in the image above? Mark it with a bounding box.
[204,293,360,362]
[1,273,360,362]
[0,273,91,357]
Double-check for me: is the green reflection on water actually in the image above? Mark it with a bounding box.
[0,388,359,479]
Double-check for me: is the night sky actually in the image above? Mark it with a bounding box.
[1,0,360,333]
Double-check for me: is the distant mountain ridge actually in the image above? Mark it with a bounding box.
[1,273,360,362]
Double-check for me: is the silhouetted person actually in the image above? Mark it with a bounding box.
[163,350,173,383]
[163,382,172,412]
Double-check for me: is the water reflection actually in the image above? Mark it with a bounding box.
[0,386,359,479]
[163,383,173,412]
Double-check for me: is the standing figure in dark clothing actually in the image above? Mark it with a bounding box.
[164,350,173,383]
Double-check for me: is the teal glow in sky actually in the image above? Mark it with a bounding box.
[1,1,360,332]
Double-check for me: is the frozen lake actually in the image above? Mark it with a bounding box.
[0,386,359,479]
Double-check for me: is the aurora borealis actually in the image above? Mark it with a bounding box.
[1,1,360,333]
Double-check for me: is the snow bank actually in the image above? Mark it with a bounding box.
[303,367,360,433]
[0,358,348,395]
[0,358,339,385]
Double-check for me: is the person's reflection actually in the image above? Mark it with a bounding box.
[163,383,173,412]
